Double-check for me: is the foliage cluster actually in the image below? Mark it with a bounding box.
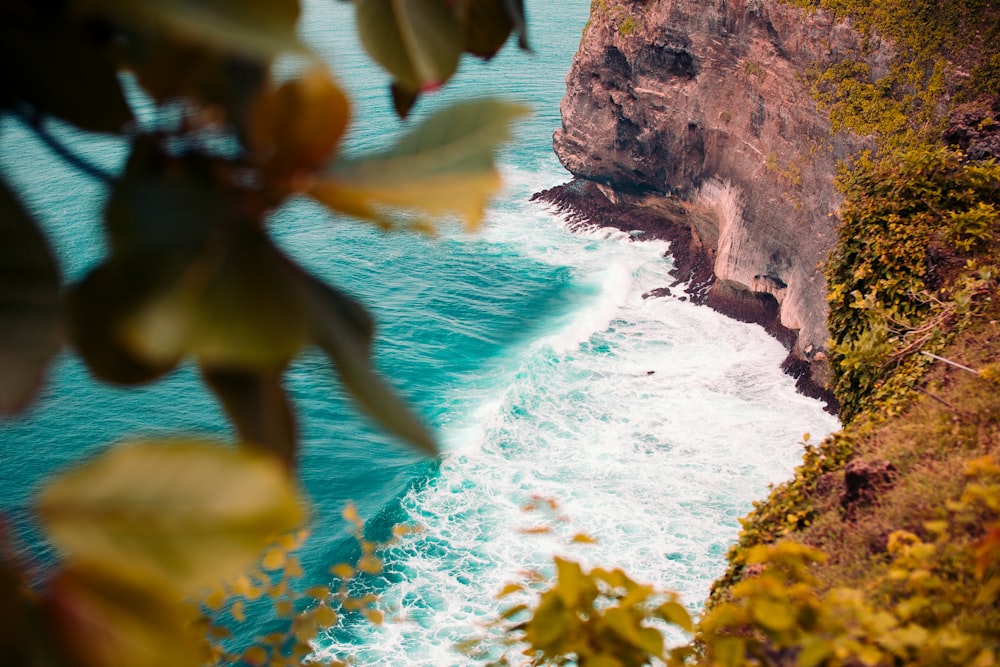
[825,146,1000,421]
[795,0,1000,144]
[698,457,1000,667]
[706,431,858,608]
[485,451,1000,667]
[0,0,531,664]
[488,557,694,666]
[697,455,1000,667]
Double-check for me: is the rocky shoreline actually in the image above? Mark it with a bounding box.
[532,179,839,413]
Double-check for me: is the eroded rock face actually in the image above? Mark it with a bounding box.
[552,0,880,391]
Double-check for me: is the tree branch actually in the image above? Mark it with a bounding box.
[15,110,116,185]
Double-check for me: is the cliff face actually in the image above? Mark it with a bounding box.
[552,0,879,390]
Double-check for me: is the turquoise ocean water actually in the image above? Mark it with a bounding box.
[0,1,839,664]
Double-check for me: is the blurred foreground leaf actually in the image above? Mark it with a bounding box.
[48,564,204,667]
[354,0,460,98]
[302,276,438,456]
[67,259,182,386]
[248,67,351,190]
[0,178,61,414]
[310,98,528,229]
[453,0,528,59]
[37,440,306,592]
[0,7,133,134]
[73,0,307,62]
[202,366,298,467]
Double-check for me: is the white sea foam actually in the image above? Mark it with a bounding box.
[311,166,840,666]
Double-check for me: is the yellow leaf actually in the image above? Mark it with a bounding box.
[365,609,384,625]
[248,68,351,180]
[571,533,598,544]
[342,503,361,526]
[750,598,797,633]
[315,605,337,627]
[392,523,422,537]
[306,586,331,600]
[554,557,583,608]
[285,557,304,578]
[293,615,319,643]
[331,563,355,579]
[311,171,499,229]
[712,636,746,667]
[358,556,383,574]
[36,439,306,592]
[47,564,202,667]
[203,586,226,611]
[231,575,252,595]
[496,583,524,599]
[310,99,527,230]
[262,548,286,570]
[656,600,693,633]
[231,600,246,623]
[243,646,268,666]
[500,603,528,619]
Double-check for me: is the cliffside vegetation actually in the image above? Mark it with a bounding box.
[695,0,1000,663]
[0,0,529,665]
[491,0,1000,665]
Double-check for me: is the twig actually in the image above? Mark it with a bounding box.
[920,351,980,375]
[16,109,115,184]
[915,386,962,413]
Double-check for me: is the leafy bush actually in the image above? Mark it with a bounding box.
[825,146,1000,420]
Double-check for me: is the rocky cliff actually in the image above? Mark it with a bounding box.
[543,0,884,401]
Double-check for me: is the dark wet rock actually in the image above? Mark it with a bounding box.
[642,287,673,299]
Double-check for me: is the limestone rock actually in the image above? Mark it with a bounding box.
[552,0,882,394]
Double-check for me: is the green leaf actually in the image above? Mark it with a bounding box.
[301,274,437,456]
[47,564,203,667]
[177,228,312,367]
[202,365,298,468]
[354,0,461,94]
[36,439,306,592]
[310,99,528,229]
[74,0,307,61]
[105,140,238,258]
[0,178,61,413]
